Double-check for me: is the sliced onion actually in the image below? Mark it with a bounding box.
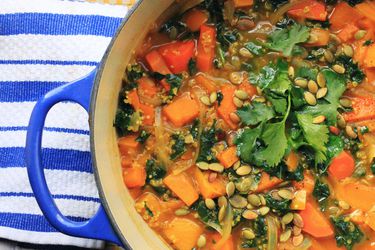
[269,0,311,24]
[154,107,172,168]
[266,216,278,250]
[138,92,163,107]
[214,204,233,250]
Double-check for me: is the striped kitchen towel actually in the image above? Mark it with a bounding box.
[0,0,127,248]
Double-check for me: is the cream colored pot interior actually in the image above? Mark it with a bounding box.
[90,1,190,249]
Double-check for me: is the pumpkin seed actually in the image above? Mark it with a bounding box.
[233,96,244,108]
[339,98,352,108]
[316,87,328,99]
[209,92,217,103]
[338,200,350,210]
[175,208,190,216]
[280,229,292,242]
[200,96,211,106]
[293,226,302,236]
[259,206,270,216]
[293,213,304,228]
[282,212,294,225]
[242,229,256,240]
[308,80,318,94]
[235,177,252,193]
[252,96,266,103]
[294,78,308,88]
[330,33,341,44]
[184,134,194,144]
[343,44,354,57]
[229,112,240,123]
[233,161,241,170]
[337,114,346,128]
[259,195,266,206]
[288,66,295,79]
[247,194,261,207]
[218,204,227,222]
[304,91,317,106]
[328,206,340,215]
[313,115,326,124]
[317,72,326,87]
[324,50,334,63]
[197,235,206,248]
[230,72,243,85]
[235,90,249,100]
[226,182,235,197]
[278,189,294,200]
[345,125,358,139]
[292,234,304,246]
[196,162,209,170]
[236,165,252,176]
[355,30,367,40]
[332,64,345,74]
[239,47,253,58]
[208,163,224,173]
[229,194,248,209]
[205,198,216,210]
[256,86,262,95]
[218,196,228,207]
[246,203,254,210]
[242,210,258,220]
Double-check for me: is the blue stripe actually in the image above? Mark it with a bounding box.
[0,213,87,232]
[0,81,65,102]
[0,13,122,36]
[0,192,100,203]
[0,60,98,66]
[0,148,92,173]
[0,126,89,135]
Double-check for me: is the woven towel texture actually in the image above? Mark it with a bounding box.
[0,0,126,248]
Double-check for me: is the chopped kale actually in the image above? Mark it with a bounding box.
[196,200,220,230]
[331,216,364,250]
[265,194,291,215]
[371,161,375,175]
[125,63,144,83]
[114,102,135,136]
[196,123,218,162]
[263,163,304,182]
[136,130,150,144]
[200,0,224,23]
[359,126,369,134]
[190,119,200,140]
[188,59,197,76]
[145,159,167,194]
[267,0,289,9]
[217,22,239,51]
[217,91,224,106]
[363,39,374,46]
[165,74,183,100]
[241,216,268,249]
[313,179,330,210]
[335,55,365,83]
[170,133,187,160]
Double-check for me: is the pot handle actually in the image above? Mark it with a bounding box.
[25,69,123,246]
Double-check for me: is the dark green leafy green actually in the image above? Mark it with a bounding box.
[326,134,344,163]
[136,130,150,144]
[241,216,268,249]
[331,216,364,250]
[363,39,374,46]
[265,194,291,215]
[335,55,365,83]
[188,59,197,76]
[196,200,221,231]
[190,119,200,140]
[165,74,183,100]
[217,91,224,106]
[196,123,218,162]
[114,103,136,136]
[267,23,310,56]
[170,134,186,160]
[263,163,304,182]
[126,63,144,82]
[145,159,167,194]
[144,203,154,217]
[236,102,275,126]
[371,161,375,175]
[313,179,330,210]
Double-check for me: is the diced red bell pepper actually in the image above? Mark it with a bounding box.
[158,40,195,74]
[288,0,327,21]
[197,24,216,72]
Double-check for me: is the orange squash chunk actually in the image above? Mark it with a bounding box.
[194,167,226,199]
[217,146,239,168]
[163,218,203,250]
[163,171,199,206]
[163,94,200,127]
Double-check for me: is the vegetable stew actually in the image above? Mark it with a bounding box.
[115,0,375,249]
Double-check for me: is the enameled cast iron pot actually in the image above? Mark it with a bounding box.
[25,1,190,249]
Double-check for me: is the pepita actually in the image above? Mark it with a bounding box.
[235,90,249,100]
[196,162,209,170]
[233,96,244,108]
[242,229,256,240]
[332,64,345,74]
[288,66,295,79]
[247,194,261,207]
[209,163,224,173]
[313,115,326,124]
[343,44,354,57]
[230,72,243,85]
[233,161,241,170]
[278,189,294,200]
[197,235,206,248]
[293,213,304,228]
[308,80,318,94]
[316,87,328,99]
[293,226,302,236]
[259,206,270,216]
[242,209,258,220]
[200,96,211,106]
[205,198,216,210]
[236,165,252,176]
[338,200,350,210]
[345,125,358,139]
[218,196,228,207]
[280,229,292,242]
[209,92,217,103]
[324,50,334,63]
[328,206,340,215]
[304,91,317,106]
[292,234,304,246]
[355,30,367,40]
[175,208,190,216]
[252,96,266,103]
[339,98,352,108]
[317,72,326,87]
[229,112,240,123]
[337,114,347,128]
[282,212,294,225]
[218,204,227,222]
[226,182,235,197]
[259,195,266,206]
[294,78,308,88]
[239,47,253,58]
[235,177,253,193]
[229,194,248,209]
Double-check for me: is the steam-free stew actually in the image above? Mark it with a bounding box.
[115,0,375,249]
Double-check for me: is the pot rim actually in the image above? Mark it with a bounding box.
[89,1,144,249]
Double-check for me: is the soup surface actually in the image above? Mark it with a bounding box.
[115,0,375,249]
